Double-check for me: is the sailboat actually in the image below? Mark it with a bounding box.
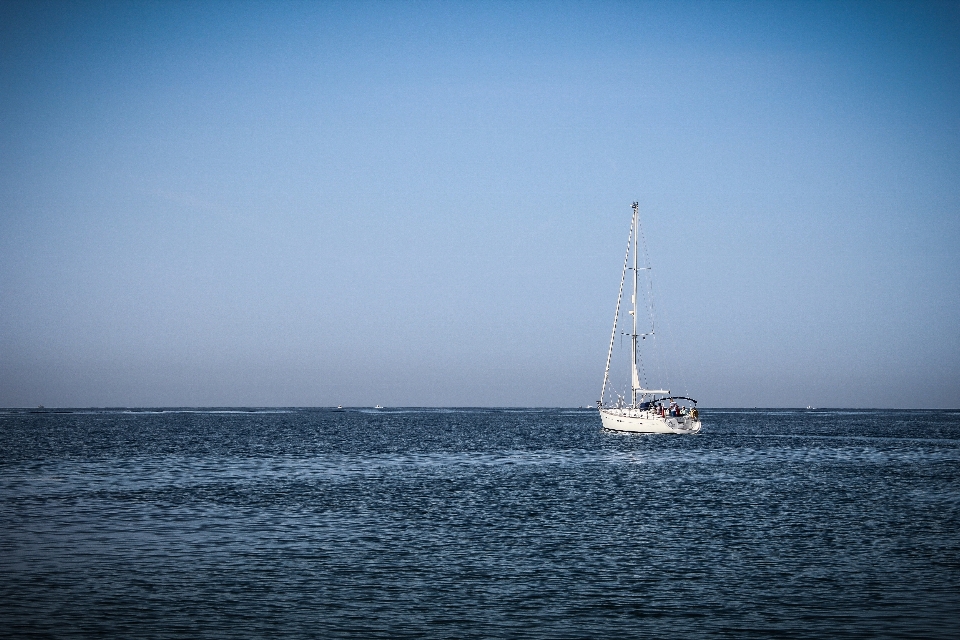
[598,202,702,434]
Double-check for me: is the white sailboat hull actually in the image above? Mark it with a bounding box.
[599,408,701,434]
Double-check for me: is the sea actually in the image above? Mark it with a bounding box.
[1,408,958,638]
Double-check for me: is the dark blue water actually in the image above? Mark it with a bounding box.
[1,408,958,638]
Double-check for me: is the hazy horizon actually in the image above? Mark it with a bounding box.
[2,1,959,409]
[6,406,960,413]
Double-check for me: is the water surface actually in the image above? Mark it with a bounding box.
[2,408,958,638]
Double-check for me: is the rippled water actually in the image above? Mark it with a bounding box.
[1,408,958,638]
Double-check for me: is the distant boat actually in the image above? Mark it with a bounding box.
[598,202,702,434]
[374,405,383,410]
[333,405,345,412]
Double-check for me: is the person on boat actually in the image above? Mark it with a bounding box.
[669,400,679,416]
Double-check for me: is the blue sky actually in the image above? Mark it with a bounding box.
[1,1,958,407]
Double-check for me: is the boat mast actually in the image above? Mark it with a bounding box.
[631,201,641,407]
[600,206,634,407]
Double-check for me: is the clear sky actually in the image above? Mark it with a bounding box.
[1,1,958,408]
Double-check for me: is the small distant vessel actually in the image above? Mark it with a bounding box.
[598,202,702,434]
[333,405,345,412]
[374,405,383,410]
